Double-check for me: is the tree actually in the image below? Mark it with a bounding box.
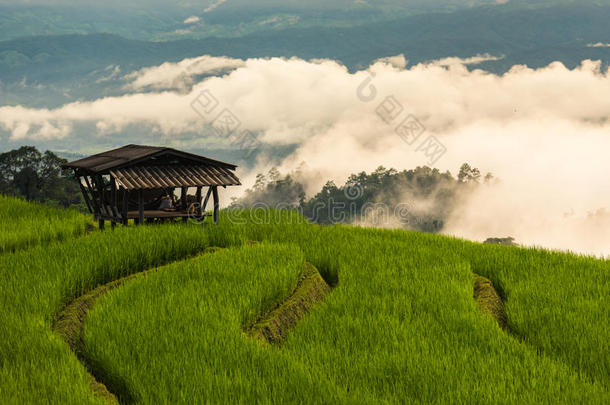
[267,167,281,183]
[13,166,40,201]
[0,146,83,208]
[234,163,492,233]
[484,237,516,246]
[458,163,481,183]
[484,172,494,184]
[253,173,267,191]
[232,168,305,209]
[0,146,43,200]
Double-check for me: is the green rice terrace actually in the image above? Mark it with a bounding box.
[0,196,608,404]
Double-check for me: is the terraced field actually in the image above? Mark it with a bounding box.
[0,196,92,254]
[0,204,608,404]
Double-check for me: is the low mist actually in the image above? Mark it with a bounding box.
[1,55,609,256]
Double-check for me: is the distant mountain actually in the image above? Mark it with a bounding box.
[0,0,584,42]
[0,1,608,110]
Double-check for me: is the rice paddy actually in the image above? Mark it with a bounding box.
[0,195,92,254]
[0,203,608,404]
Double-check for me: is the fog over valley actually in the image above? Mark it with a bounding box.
[2,0,610,256]
[2,53,610,256]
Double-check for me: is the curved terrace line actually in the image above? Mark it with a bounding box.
[473,274,508,330]
[51,246,333,403]
[53,244,507,404]
[245,262,333,345]
[52,247,225,404]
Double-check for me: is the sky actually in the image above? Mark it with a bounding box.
[1,53,610,256]
[0,0,506,10]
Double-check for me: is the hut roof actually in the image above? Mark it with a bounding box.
[109,165,240,190]
[62,144,237,173]
[62,144,240,189]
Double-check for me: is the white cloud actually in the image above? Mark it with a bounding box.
[125,55,246,92]
[429,53,504,66]
[374,54,408,69]
[184,16,200,24]
[587,42,610,48]
[2,56,610,255]
[173,28,193,36]
[204,0,227,13]
[95,65,121,83]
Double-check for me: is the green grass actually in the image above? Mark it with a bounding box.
[0,195,92,254]
[0,221,234,404]
[0,207,608,403]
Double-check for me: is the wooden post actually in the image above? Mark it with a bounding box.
[181,187,188,223]
[202,187,212,212]
[84,175,100,215]
[96,175,109,227]
[196,187,202,217]
[76,176,93,213]
[212,186,219,224]
[122,189,129,226]
[111,178,116,205]
[98,176,105,204]
[97,175,106,219]
[110,178,117,229]
[138,189,144,225]
[181,187,187,208]
[99,218,105,230]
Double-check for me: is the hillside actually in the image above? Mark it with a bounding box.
[0,200,608,403]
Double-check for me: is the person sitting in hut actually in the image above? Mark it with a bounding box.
[158,193,176,211]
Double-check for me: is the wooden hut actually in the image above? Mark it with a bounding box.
[62,144,241,229]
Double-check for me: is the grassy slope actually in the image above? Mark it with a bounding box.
[0,222,233,404]
[0,196,92,254]
[0,209,608,403]
[82,218,609,403]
